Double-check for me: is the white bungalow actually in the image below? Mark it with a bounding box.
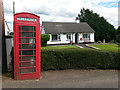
[42,21,95,45]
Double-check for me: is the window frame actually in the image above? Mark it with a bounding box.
[83,33,90,39]
[51,34,61,41]
[66,34,71,41]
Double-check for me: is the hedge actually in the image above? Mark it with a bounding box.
[41,48,120,71]
[10,48,120,73]
[41,34,50,46]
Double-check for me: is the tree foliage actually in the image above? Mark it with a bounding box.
[41,34,50,46]
[116,26,120,43]
[76,8,116,42]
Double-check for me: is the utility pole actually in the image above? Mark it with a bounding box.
[13,1,15,14]
[0,0,7,73]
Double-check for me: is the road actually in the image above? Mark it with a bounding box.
[2,70,118,88]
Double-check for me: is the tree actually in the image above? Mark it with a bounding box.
[76,8,116,42]
[116,26,120,43]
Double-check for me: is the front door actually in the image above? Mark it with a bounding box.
[75,33,78,43]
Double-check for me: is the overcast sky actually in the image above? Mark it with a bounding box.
[3,0,118,32]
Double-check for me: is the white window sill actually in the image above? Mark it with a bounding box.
[66,39,70,41]
[51,40,61,42]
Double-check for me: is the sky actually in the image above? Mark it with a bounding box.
[3,0,119,32]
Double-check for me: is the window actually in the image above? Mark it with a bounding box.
[52,34,61,41]
[66,34,71,40]
[83,34,87,38]
[83,34,90,39]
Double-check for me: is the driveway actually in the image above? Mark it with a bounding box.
[2,70,118,88]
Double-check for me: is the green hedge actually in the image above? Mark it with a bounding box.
[41,34,50,46]
[10,47,120,72]
[41,48,120,71]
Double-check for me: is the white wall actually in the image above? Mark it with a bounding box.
[78,33,95,43]
[71,33,75,43]
[78,33,83,43]
[90,33,94,42]
[47,34,71,44]
[5,22,10,35]
[41,26,45,34]
[6,38,13,71]
[47,33,94,45]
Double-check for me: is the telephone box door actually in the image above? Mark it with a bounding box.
[14,12,41,80]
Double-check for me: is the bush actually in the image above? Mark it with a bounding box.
[41,48,120,71]
[41,34,50,46]
[10,47,120,72]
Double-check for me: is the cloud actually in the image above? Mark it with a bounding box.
[25,6,50,15]
[82,0,118,28]
[3,0,118,32]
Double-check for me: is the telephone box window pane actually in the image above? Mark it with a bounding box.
[22,32,33,37]
[22,68,33,74]
[20,50,33,55]
[19,63,21,67]
[19,51,21,55]
[19,57,21,62]
[20,56,34,61]
[22,38,36,43]
[19,26,20,31]
[22,26,33,31]
[19,62,36,67]
[19,56,36,61]
[33,50,36,55]
[34,56,36,60]
[34,68,36,72]
[34,62,36,67]
[19,69,21,74]
[34,27,36,31]
[34,33,36,37]
[19,38,21,43]
[19,32,21,38]
[19,44,36,49]
[21,50,33,55]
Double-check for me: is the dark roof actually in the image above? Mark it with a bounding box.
[42,22,95,34]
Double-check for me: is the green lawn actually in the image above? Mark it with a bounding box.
[41,45,78,50]
[90,44,119,52]
[41,44,119,52]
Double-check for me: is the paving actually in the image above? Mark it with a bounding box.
[74,44,84,48]
[78,44,90,48]
[2,70,118,88]
[75,44,95,49]
[85,44,100,49]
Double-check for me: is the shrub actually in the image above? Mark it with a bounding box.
[98,40,102,43]
[10,47,120,72]
[41,34,50,46]
[41,48,119,71]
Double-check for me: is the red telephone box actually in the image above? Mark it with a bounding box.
[14,12,41,80]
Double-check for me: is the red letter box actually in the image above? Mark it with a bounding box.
[14,12,41,80]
